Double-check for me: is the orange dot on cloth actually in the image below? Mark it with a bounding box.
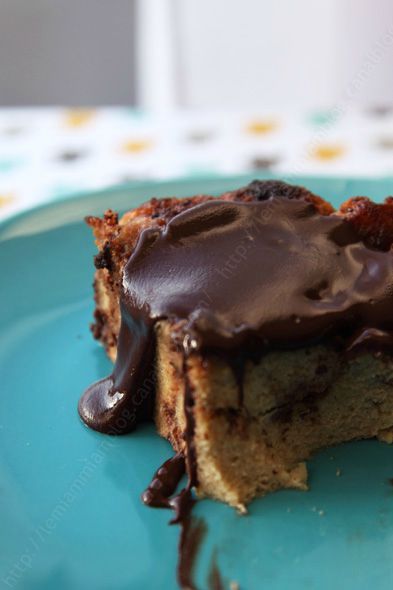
[311,144,346,161]
[122,139,153,153]
[246,119,279,135]
[0,193,14,207]
[63,109,96,128]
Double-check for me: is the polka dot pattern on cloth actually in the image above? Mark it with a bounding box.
[0,193,14,208]
[0,106,393,221]
[63,109,96,128]
[311,144,347,161]
[246,119,279,135]
[122,139,153,154]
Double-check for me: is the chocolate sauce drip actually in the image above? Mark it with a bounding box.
[346,327,393,353]
[142,452,205,589]
[141,453,186,506]
[141,452,194,524]
[226,355,246,407]
[79,312,155,433]
[178,517,207,590]
[184,365,199,488]
[141,367,201,586]
[207,551,225,590]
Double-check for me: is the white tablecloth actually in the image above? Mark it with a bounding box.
[1,106,393,221]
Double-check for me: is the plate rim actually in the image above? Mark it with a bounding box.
[1,173,393,237]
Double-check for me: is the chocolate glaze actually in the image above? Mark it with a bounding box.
[184,367,198,487]
[346,327,393,353]
[80,190,393,437]
[142,453,205,589]
[141,452,194,524]
[178,517,206,590]
[141,452,186,507]
[207,551,225,590]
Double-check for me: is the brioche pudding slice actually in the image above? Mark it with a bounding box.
[79,180,393,508]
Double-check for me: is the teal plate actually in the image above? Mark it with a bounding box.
[1,174,393,590]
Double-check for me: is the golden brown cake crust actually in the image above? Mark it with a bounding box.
[338,195,393,250]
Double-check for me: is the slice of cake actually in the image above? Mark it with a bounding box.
[79,180,393,508]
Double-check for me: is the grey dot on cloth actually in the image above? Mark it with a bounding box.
[367,105,393,117]
[186,130,214,143]
[57,150,86,163]
[375,137,393,150]
[250,155,281,170]
[2,126,26,137]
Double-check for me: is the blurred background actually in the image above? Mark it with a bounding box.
[0,0,393,218]
[1,0,393,108]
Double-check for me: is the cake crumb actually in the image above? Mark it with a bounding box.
[236,503,247,515]
[336,468,342,477]
[318,510,325,516]
[379,429,393,444]
[230,582,240,590]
